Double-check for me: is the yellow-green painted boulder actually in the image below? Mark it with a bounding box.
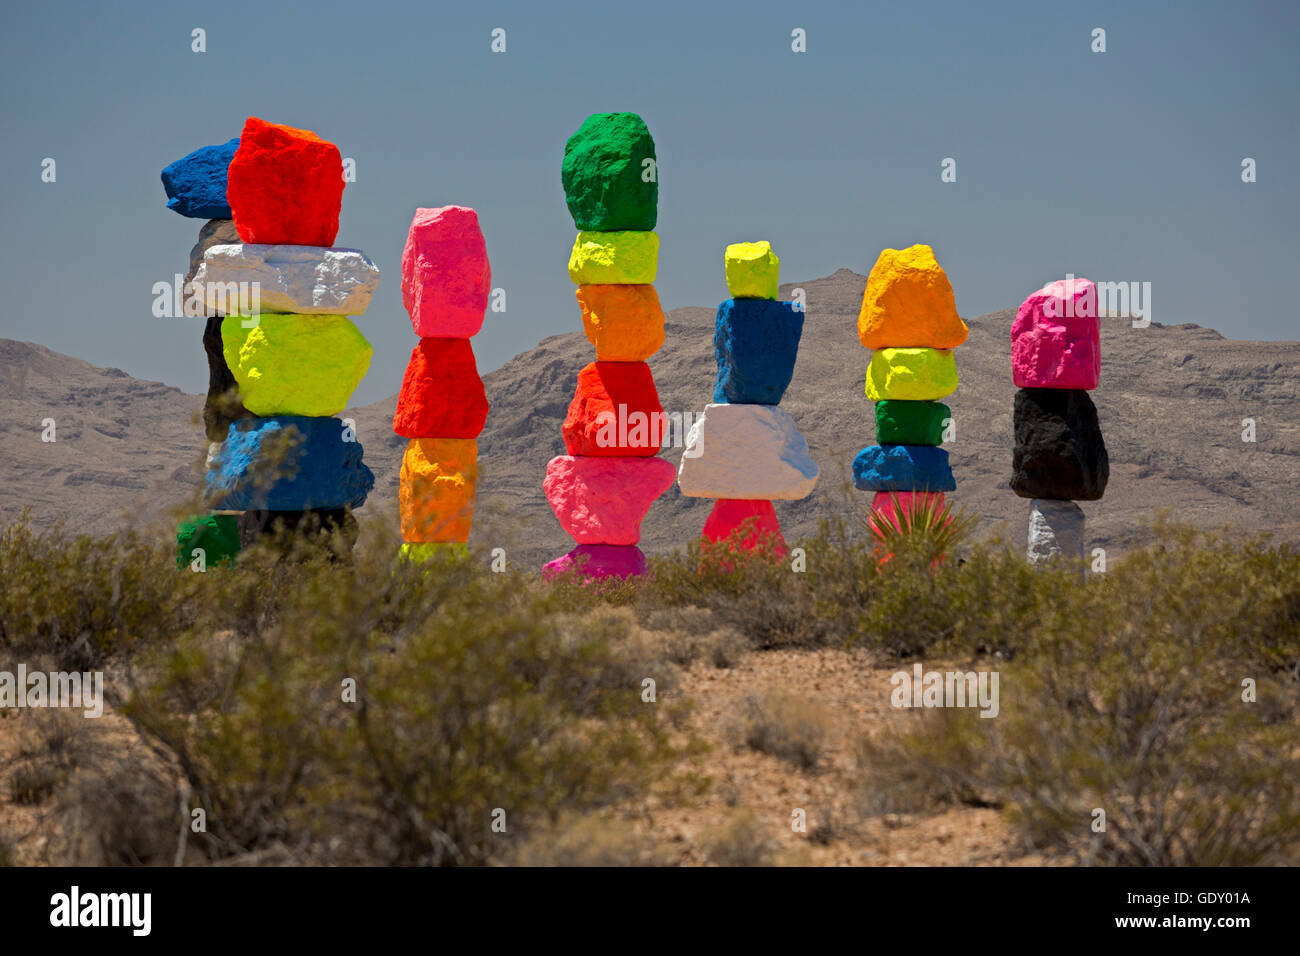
[222,313,372,417]
[724,241,779,299]
[864,347,958,401]
[568,231,658,285]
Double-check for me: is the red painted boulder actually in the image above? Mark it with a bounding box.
[701,499,787,555]
[401,206,491,338]
[562,361,663,457]
[392,338,489,439]
[226,117,344,247]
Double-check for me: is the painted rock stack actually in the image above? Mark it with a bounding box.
[544,112,675,579]
[1010,278,1109,564]
[677,242,818,554]
[193,117,378,552]
[851,245,966,534]
[161,135,247,566]
[393,206,491,560]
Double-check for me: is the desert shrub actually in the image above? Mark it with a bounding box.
[734,690,833,771]
[510,814,680,866]
[0,519,198,668]
[702,809,777,866]
[121,529,688,866]
[855,527,1300,865]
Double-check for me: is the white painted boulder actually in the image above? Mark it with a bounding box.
[677,403,818,500]
[196,243,380,316]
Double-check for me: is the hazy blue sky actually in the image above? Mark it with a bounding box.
[2,0,1296,404]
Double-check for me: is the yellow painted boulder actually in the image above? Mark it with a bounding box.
[222,313,371,417]
[864,347,958,401]
[858,245,968,350]
[399,438,478,543]
[568,231,658,284]
[724,241,779,299]
[576,284,665,361]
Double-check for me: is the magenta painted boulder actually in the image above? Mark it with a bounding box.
[1011,277,1100,390]
[543,544,648,580]
[401,206,491,338]
[543,455,676,545]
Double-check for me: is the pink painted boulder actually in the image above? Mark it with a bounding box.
[543,544,647,580]
[543,455,676,545]
[702,499,787,555]
[401,206,491,338]
[1011,277,1100,389]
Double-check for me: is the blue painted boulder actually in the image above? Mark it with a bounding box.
[205,416,374,510]
[851,444,956,493]
[161,138,239,219]
[713,298,804,405]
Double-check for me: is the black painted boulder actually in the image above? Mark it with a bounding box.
[1011,388,1109,500]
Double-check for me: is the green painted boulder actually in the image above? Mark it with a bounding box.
[875,400,950,445]
[176,513,241,569]
[561,112,657,231]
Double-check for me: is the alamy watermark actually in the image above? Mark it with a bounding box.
[0,665,104,718]
[890,663,999,718]
[1044,273,1153,328]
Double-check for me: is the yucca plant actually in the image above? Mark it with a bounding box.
[863,492,978,566]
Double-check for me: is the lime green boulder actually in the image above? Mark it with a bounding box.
[561,112,658,231]
[399,541,470,563]
[724,241,779,299]
[176,514,240,569]
[222,313,372,417]
[875,400,951,445]
[864,347,958,401]
[567,231,658,285]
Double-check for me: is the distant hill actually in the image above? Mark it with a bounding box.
[4,270,1298,565]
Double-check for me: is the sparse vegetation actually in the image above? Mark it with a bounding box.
[1,512,1297,866]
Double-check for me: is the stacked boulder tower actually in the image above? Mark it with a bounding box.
[161,135,247,566]
[191,117,378,555]
[544,112,675,579]
[393,207,491,559]
[1010,278,1109,564]
[676,242,818,554]
[851,246,967,538]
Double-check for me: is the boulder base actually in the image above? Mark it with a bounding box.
[543,544,648,580]
[1027,498,1086,565]
[702,499,787,554]
[176,514,240,568]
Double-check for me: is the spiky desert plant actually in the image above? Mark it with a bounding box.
[864,492,978,566]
